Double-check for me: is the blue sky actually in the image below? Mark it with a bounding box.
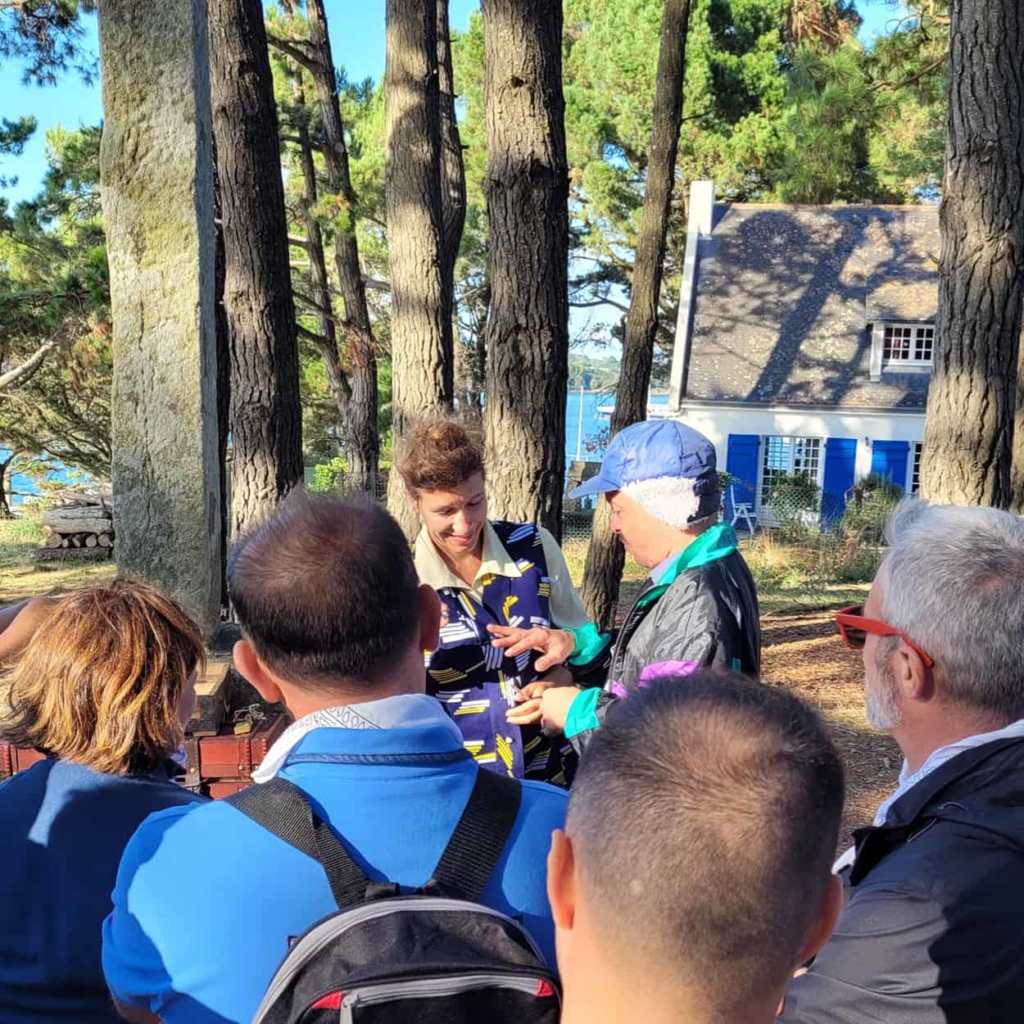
[1,0,907,206]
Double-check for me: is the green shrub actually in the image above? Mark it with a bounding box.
[765,471,821,543]
[308,458,348,494]
[841,472,902,543]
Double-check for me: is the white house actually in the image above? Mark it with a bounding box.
[661,181,937,525]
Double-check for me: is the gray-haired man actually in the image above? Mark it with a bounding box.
[781,497,1024,1024]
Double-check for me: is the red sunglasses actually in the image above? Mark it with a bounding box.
[834,605,934,668]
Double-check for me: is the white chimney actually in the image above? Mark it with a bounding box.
[668,180,715,410]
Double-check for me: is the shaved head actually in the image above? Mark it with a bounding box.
[566,673,844,1013]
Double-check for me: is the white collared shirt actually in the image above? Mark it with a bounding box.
[413,521,591,630]
[833,717,1024,873]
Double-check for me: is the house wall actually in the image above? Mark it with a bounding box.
[661,401,925,502]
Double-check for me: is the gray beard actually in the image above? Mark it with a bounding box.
[866,659,903,731]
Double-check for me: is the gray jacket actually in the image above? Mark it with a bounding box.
[780,736,1024,1024]
[567,525,760,753]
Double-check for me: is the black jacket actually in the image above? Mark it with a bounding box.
[568,541,760,755]
[780,735,1024,1024]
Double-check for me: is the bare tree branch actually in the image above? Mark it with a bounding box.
[296,323,331,345]
[0,337,58,393]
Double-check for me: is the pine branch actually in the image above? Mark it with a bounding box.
[296,323,331,345]
[871,53,946,93]
[266,34,317,74]
[292,287,339,323]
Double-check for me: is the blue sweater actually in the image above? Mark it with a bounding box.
[0,759,204,1024]
[103,708,566,1024]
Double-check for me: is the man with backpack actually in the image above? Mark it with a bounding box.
[102,496,565,1024]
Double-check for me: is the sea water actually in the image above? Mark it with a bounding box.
[4,391,672,506]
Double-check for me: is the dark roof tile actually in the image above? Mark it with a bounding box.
[686,204,939,408]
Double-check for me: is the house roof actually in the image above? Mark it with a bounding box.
[685,203,939,409]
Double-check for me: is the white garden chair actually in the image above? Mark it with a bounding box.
[729,485,756,535]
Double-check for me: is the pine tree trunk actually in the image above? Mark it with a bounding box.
[581,0,693,628]
[921,0,1024,508]
[481,0,570,538]
[438,0,466,407]
[212,138,231,608]
[305,0,379,495]
[384,0,451,534]
[1013,328,1024,511]
[209,0,304,537]
[0,455,14,519]
[292,76,353,416]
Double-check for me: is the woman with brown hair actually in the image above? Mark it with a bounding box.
[0,580,206,1024]
[397,419,610,787]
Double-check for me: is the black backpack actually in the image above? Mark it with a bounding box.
[227,769,561,1024]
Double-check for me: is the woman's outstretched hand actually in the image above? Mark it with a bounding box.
[487,623,576,672]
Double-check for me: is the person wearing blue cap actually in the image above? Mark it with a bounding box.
[490,419,760,753]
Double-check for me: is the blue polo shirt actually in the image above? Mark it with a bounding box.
[102,699,567,1024]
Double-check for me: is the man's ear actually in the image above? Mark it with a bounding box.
[547,829,577,932]
[897,645,932,703]
[233,639,284,706]
[797,873,843,966]
[418,584,442,653]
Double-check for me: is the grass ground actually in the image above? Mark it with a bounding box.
[0,513,115,603]
[1,512,894,842]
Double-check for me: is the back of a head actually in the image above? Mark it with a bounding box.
[882,497,1024,721]
[567,673,843,1015]
[1,579,203,775]
[227,495,420,689]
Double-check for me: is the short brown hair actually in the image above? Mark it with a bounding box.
[228,494,421,688]
[0,580,205,775]
[395,419,485,494]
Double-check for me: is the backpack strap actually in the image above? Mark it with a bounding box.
[425,767,523,903]
[227,778,374,909]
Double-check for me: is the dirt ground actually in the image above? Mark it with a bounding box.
[614,578,900,848]
[761,610,901,847]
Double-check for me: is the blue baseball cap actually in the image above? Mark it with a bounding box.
[570,420,720,514]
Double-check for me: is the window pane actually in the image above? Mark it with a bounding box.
[912,443,923,494]
[884,325,913,360]
[883,323,934,364]
[914,326,934,362]
[760,435,821,511]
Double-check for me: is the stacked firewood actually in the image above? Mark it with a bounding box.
[37,501,115,560]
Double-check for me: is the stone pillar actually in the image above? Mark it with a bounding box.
[98,0,222,633]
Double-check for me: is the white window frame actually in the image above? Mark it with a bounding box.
[870,321,935,379]
[756,435,825,521]
[910,442,923,494]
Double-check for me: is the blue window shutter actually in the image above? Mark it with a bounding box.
[726,434,761,517]
[821,438,857,526]
[870,440,909,493]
